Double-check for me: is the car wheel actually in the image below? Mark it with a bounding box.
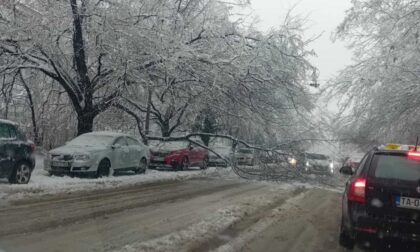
[178,157,189,171]
[339,218,355,250]
[9,162,32,184]
[200,157,209,170]
[136,158,147,174]
[96,159,111,178]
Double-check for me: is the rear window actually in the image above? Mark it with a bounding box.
[373,154,420,181]
[0,123,17,139]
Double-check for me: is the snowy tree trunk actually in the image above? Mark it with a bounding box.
[161,121,170,137]
[19,71,40,145]
[77,111,95,136]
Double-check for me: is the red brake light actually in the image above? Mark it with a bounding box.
[348,177,367,204]
[31,143,36,152]
[408,151,420,160]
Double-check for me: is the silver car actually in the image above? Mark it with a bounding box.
[44,131,149,177]
[208,146,232,167]
[234,148,256,166]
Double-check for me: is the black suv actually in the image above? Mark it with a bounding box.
[339,145,420,250]
[0,119,35,184]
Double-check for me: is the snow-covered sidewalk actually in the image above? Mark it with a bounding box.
[0,154,233,202]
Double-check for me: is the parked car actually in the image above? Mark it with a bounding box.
[44,132,149,177]
[234,148,255,166]
[257,150,290,165]
[339,143,420,250]
[149,140,209,170]
[0,119,35,184]
[299,152,334,175]
[208,145,232,167]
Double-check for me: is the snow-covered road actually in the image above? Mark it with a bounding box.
[0,154,365,252]
[0,173,354,252]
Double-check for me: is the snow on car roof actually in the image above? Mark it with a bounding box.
[84,131,128,137]
[0,119,18,126]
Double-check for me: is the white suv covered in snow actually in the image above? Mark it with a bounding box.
[44,132,149,177]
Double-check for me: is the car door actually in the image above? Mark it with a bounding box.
[127,137,142,167]
[195,141,207,162]
[188,142,199,165]
[0,123,16,178]
[112,137,130,170]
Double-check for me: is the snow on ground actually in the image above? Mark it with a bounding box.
[116,206,243,252]
[114,192,281,252]
[0,154,231,202]
[0,154,345,202]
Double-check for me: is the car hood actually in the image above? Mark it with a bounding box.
[50,145,106,155]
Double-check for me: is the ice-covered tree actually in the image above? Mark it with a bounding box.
[330,0,420,146]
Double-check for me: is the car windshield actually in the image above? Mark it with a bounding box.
[306,153,328,160]
[67,135,114,147]
[373,154,420,181]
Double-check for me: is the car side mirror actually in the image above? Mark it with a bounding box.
[112,144,121,150]
[340,166,354,175]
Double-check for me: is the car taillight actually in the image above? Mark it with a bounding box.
[31,143,36,152]
[348,177,367,204]
[408,151,420,160]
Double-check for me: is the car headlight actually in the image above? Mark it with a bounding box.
[305,161,310,167]
[74,154,90,161]
[329,162,334,169]
[288,158,297,165]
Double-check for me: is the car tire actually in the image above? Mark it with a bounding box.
[178,157,189,171]
[339,218,355,250]
[9,161,32,184]
[200,157,209,170]
[136,158,147,174]
[96,159,111,178]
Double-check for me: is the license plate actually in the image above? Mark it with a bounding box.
[395,196,420,210]
[153,157,164,162]
[52,161,70,167]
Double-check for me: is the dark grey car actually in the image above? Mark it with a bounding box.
[0,119,36,184]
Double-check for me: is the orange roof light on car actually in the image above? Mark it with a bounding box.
[383,143,401,150]
[380,143,419,151]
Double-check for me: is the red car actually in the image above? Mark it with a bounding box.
[149,140,209,171]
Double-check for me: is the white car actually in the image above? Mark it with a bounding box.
[208,145,232,167]
[301,152,334,175]
[44,131,149,177]
[234,148,255,166]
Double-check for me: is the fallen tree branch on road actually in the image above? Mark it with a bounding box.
[146,133,305,181]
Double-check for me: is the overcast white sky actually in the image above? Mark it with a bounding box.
[250,0,353,83]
